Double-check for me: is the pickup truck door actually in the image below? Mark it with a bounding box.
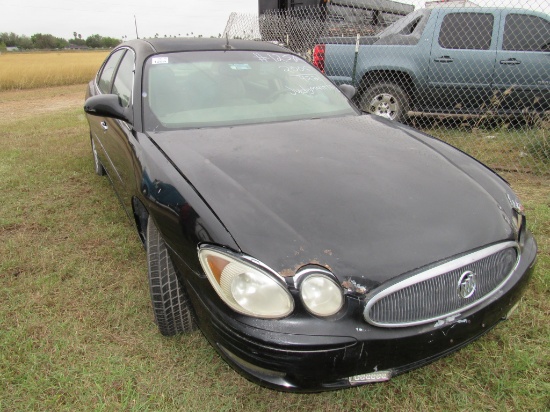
[493,10,550,113]
[426,10,499,113]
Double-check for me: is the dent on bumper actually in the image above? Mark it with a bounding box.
[184,235,536,392]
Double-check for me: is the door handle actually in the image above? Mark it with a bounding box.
[500,58,521,65]
[434,56,454,63]
[100,121,108,130]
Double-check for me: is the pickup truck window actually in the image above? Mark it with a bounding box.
[377,9,430,38]
[374,9,431,46]
[503,14,550,51]
[401,17,422,35]
[439,13,494,50]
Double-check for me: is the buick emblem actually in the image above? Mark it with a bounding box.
[457,271,477,299]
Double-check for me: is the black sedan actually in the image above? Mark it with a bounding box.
[84,38,537,392]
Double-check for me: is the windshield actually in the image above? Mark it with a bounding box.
[143,50,357,130]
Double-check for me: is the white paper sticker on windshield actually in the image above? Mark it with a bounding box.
[152,57,169,65]
[229,63,251,70]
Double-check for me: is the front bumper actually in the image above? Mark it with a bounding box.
[183,234,536,392]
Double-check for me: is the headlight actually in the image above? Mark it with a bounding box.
[198,246,294,318]
[299,272,344,317]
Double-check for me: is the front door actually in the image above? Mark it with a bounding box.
[99,49,137,216]
[426,10,499,113]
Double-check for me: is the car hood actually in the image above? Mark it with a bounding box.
[149,115,515,288]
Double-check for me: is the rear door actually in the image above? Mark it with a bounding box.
[427,10,499,113]
[493,10,550,113]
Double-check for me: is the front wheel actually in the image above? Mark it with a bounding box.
[146,217,197,336]
[360,83,409,123]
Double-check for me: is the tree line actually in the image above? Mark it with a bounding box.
[0,32,121,50]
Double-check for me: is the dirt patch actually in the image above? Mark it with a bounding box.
[0,84,85,121]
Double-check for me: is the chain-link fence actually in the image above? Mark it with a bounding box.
[224,1,550,176]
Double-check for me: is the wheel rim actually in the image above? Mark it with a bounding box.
[368,93,399,120]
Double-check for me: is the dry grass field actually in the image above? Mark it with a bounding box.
[0,50,108,91]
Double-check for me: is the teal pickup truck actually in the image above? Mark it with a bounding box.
[313,7,550,121]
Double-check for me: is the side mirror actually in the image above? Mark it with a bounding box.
[84,94,132,123]
[339,84,356,100]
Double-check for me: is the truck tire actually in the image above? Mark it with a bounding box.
[146,216,197,336]
[360,83,409,123]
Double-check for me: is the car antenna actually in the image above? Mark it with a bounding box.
[134,15,139,39]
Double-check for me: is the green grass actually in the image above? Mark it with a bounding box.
[425,124,550,176]
[0,99,549,411]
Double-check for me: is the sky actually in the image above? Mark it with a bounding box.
[1,0,259,40]
[1,0,548,41]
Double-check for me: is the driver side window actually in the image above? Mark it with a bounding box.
[439,13,494,50]
[97,49,125,94]
[112,51,135,108]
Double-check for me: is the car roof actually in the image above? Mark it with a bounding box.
[119,37,291,58]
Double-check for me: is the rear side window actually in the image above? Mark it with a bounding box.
[503,14,550,51]
[112,51,134,107]
[439,13,494,50]
[401,17,422,35]
[98,49,125,94]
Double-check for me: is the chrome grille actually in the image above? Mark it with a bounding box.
[364,242,520,327]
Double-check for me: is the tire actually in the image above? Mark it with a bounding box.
[146,217,197,336]
[360,83,409,123]
[90,135,106,176]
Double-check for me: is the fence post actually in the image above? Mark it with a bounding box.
[352,33,360,87]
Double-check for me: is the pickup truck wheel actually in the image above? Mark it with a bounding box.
[361,83,409,122]
[146,217,197,336]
